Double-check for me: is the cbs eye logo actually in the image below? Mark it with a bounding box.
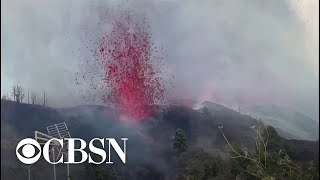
[16,138,41,164]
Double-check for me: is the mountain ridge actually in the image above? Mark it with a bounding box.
[1,99,318,179]
[243,104,319,141]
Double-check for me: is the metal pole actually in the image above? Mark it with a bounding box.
[27,155,44,180]
[67,163,70,180]
[28,168,30,180]
[52,148,56,180]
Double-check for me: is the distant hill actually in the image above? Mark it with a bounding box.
[196,101,319,160]
[1,100,318,180]
[243,105,319,141]
[1,100,153,180]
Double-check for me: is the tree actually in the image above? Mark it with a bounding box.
[219,120,316,180]
[219,121,275,179]
[11,85,17,102]
[85,152,123,180]
[173,128,188,153]
[31,92,37,104]
[1,94,10,100]
[11,85,25,103]
[178,149,222,179]
[204,160,218,178]
[19,87,25,103]
[42,92,47,106]
[27,90,30,103]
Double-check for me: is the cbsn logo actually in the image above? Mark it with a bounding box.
[16,138,128,165]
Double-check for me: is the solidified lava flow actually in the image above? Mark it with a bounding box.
[80,10,170,121]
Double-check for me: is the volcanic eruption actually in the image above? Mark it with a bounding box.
[78,9,171,121]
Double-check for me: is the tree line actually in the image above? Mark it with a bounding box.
[1,84,48,106]
[173,109,319,179]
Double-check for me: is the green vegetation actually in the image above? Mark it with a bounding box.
[173,126,234,179]
[178,149,221,179]
[219,120,319,180]
[88,164,122,180]
[173,116,319,180]
[85,163,122,180]
[84,151,123,180]
[174,128,188,153]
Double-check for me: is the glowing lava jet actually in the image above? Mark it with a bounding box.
[95,10,167,121]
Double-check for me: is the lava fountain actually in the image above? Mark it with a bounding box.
[91,10,169,121]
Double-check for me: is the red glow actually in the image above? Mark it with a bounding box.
[96,10,166,121]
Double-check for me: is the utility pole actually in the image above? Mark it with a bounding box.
[52,148,56,180]
[28,168,30,180]
[67,164,70,180]
[29,123,71,180]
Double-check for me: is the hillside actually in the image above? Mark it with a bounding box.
[1,100,318,179]
[244,105,319,141]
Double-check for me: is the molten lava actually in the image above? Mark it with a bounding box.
[95,10,166,120]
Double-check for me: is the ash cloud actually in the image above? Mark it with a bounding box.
[1,0,318,120]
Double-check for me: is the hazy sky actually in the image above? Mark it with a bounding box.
[1,0,319,120]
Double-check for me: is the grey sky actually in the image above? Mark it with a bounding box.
[1,0,318,120]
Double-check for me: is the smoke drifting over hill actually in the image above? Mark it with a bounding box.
[1,0,318,120]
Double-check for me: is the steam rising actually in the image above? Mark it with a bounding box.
[1,0,318,120]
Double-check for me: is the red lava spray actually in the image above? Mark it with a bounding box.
[82,10,170,121]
